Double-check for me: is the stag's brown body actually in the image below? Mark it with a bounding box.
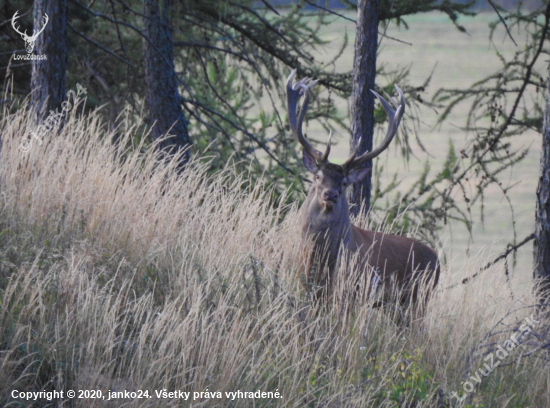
[287,70,439,302]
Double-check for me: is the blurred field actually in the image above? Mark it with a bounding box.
[310,11,540,282]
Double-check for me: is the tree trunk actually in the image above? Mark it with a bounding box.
[31,0,68,117]
[143,0,191,167]
[534,60,550,297]
[349,0,379,217]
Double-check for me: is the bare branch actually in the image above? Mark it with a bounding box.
[487,0,518,46]
[67,24,134,67]
[445,233,536,290]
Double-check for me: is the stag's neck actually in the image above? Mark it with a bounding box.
[299,189,352,254]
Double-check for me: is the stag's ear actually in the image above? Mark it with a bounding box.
[347,167,371,183]
[302,150,319,173]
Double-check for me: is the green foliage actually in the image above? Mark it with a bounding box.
[370,141,468,245]
[362,349,438,406]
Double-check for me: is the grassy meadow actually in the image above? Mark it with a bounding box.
[0,10,548,408]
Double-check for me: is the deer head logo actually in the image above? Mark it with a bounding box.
[11,11,49,54]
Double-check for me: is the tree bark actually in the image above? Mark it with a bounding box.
[143,0,191,167]
[31,0,68,117]
[349,0,380,217]
[534,60,550,297]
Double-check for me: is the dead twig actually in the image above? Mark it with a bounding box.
[445,233,535,290]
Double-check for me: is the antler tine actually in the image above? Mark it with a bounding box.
[321,131,332,162]
[344,85,405,170]
[342,136,361,167]
[286,69,323,162]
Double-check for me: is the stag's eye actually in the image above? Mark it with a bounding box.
[315,174,321,180]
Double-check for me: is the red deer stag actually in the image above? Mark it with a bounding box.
[287,70,439,304]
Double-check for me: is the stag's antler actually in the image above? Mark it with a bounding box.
[343,86,405,170]
[286,69,331,162]
[287,70,405,167]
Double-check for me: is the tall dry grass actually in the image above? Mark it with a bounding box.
[0,104,548,407]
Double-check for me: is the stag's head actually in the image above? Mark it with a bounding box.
[302,154,369,212]
[286,70,405,212]
[11,11,49,54]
